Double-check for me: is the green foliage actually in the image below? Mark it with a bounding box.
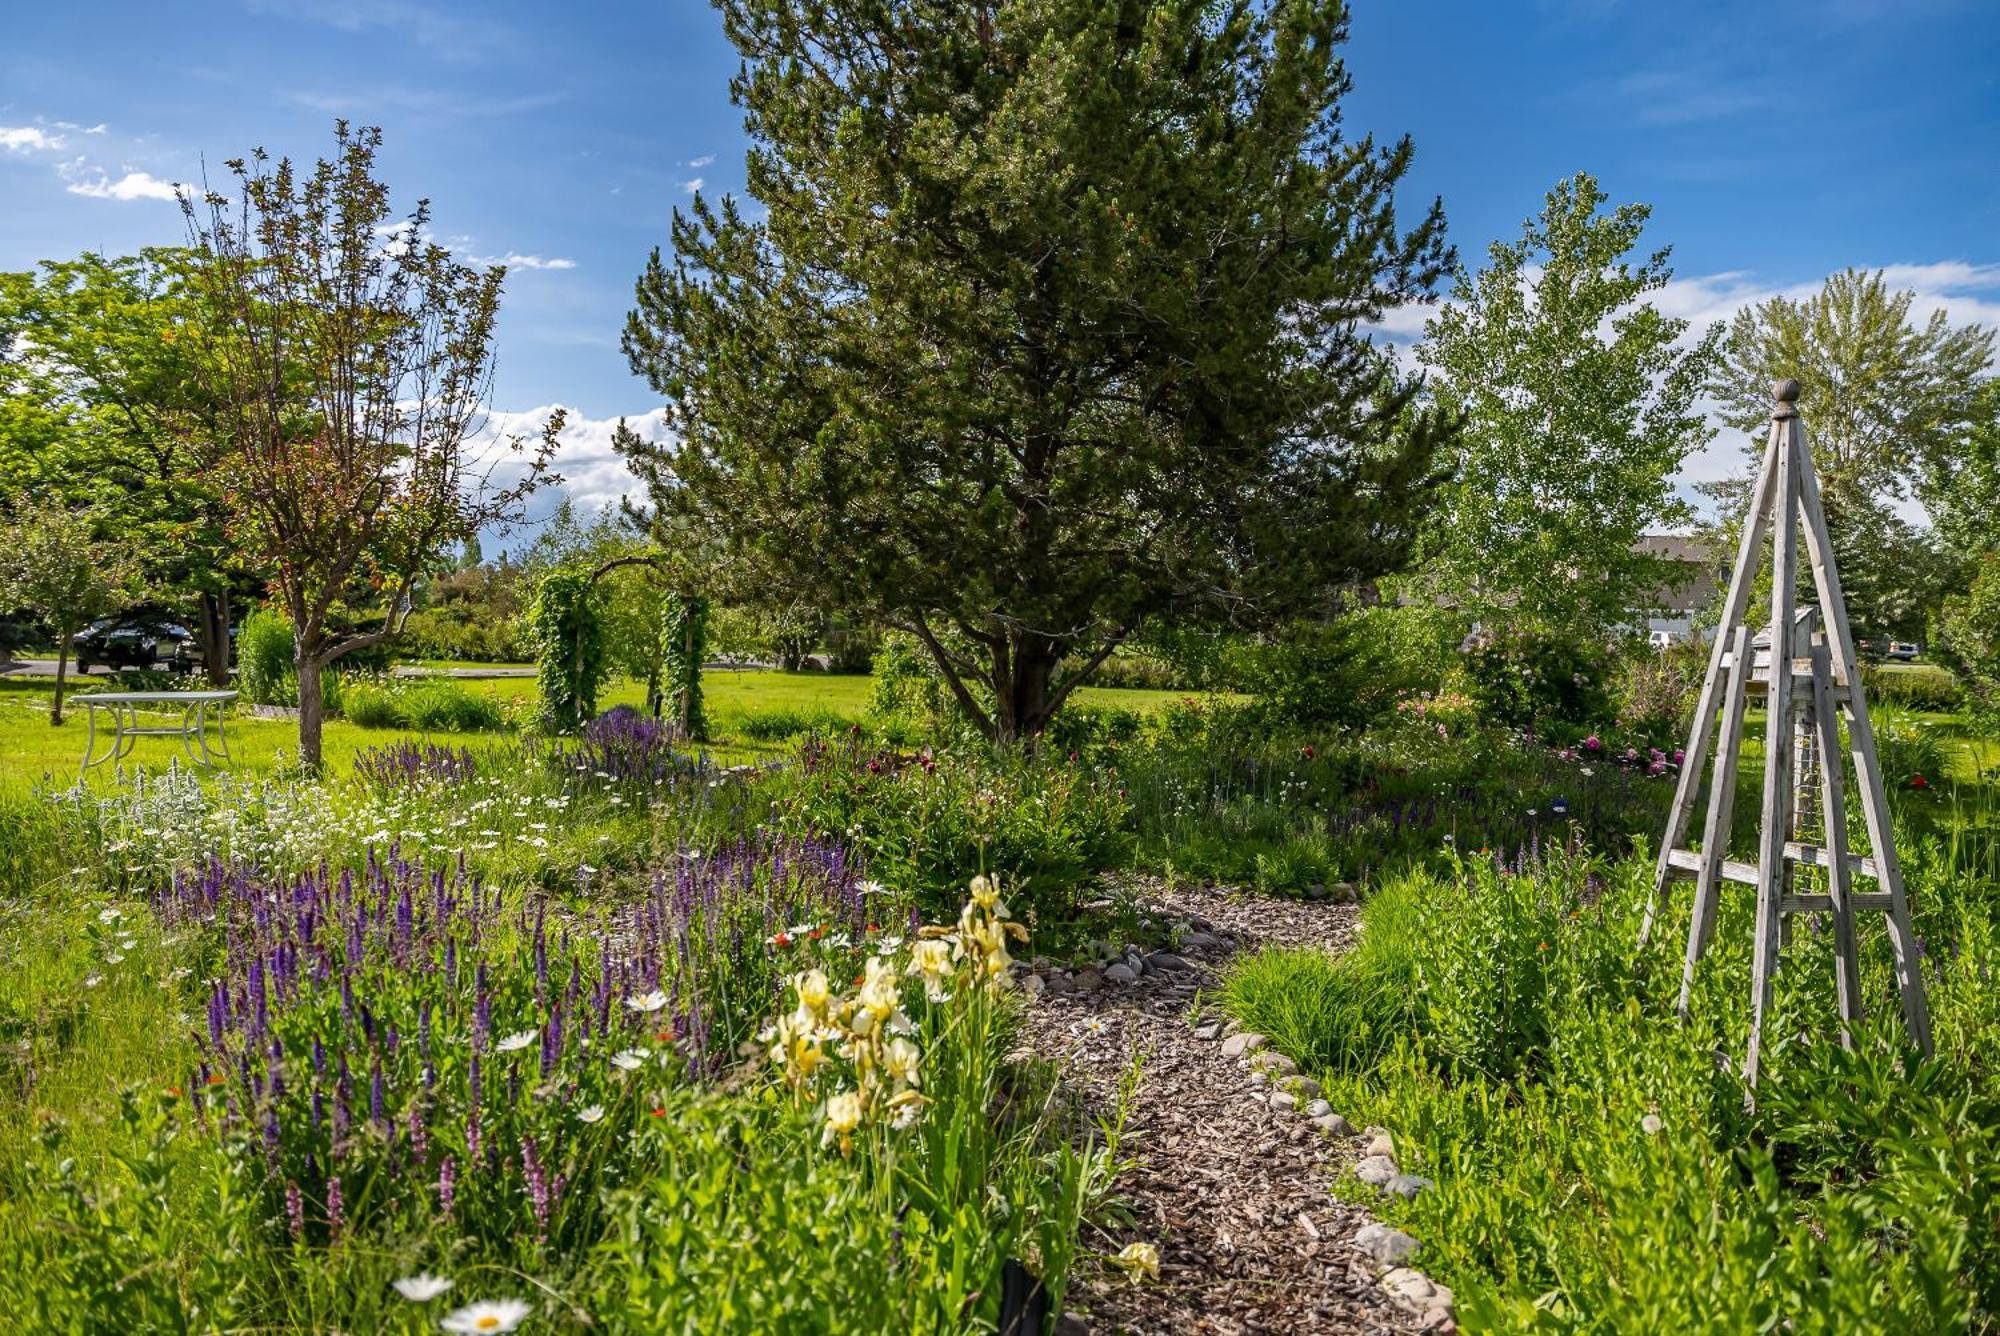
[528,565,609,734]
[1418,173,1720,635]
[622,0,1455,741]
[663,592,709,741]
[237,608,297,706]
[1938,552,2000,733]
[1610,642,1702,748]
[0,499,139,723]
[1713,269,1994,522]
[1460,624,1616,737]
[1222,809,2000,1331]
[725,703,849,742]
[1865,666,1967,716]
[1238,605,1462,729]
[340,678,504,732]
[765,736,1131,938]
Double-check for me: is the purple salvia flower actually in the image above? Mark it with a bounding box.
[285,1181,305,1240]
[437,1154,456,1215]
[325,1175,344,1240]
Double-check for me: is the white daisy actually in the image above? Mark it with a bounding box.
[578,1104,606,1124]
[495,1030,537,1054]
[392,1273,454,1301]
[440,1298,532,1333]
[626,990,669,1014]
[611,1049,649,1071]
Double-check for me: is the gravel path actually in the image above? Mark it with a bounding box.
[1022,878,1448,1335]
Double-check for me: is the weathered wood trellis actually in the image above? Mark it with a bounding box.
[1638,378,1932,1084]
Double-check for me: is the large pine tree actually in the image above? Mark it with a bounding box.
[624,0,1456,742]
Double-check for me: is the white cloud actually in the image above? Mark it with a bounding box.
[687,154,715,168]
[680,177,704,194]
[473,405,673,531]
[468,252,577,271]
[0,125,66,154]
[65,169,181,202]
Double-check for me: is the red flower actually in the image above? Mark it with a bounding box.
[650,1107,667,1118]
[1301,745,1316,760]
[1912,774,1930,790]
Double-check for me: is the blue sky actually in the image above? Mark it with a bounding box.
[4,0,1997,527]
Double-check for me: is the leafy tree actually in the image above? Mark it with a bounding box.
[623,0,1455,743]
[1926,379,2000,573]
[1938,551,2000,732]
[178,123,559,769]
[1415,172,1719,635]
[1712,268,1993,512]
[0,501,138,724]
[1708,269,1993,640]
[0,250,247,682]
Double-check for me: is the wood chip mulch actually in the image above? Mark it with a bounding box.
[1021,877,1427,1335]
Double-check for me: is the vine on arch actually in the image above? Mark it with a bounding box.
[529,565,609,734]
[663,592,709,742]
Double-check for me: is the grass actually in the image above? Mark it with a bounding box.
[0,667,1198,792]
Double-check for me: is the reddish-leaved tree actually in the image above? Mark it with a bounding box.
[182,122,559,769]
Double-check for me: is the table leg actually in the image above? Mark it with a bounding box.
[179,702,204,770]
[115,705,139,763]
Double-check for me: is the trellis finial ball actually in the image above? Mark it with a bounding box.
[1774,379,1801,403]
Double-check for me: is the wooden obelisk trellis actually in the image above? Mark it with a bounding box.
[1638,379,1931,1084]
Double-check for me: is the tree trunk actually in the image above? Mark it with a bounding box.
[198,590,232,687]
[993,636,1060,746]
[51,631,72,726]
[296,644,326,772]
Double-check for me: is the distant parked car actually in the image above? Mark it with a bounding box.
[1885,641,1921,662]
[1647,629,1679,650]
[170,625,237,674]
[73,617,195,673]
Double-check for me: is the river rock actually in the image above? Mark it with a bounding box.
[1354,1154,1398,1187]
[1219,1031,1267,1058]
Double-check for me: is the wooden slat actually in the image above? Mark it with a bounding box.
[1642,423,1784,948]
[1778,892,1893,914]
[1745,411,1800,1089]
[1678,625,1754,1018]
[1793,420,1933,1057]
[1663,842,1883,882]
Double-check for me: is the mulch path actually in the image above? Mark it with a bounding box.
[1021,877,1428,1335]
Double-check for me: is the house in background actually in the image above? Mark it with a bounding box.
[1632,533,1724,644]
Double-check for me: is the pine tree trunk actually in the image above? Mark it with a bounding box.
[994,639,1060,745]
[51,631,72,726]
[296,646,325,773]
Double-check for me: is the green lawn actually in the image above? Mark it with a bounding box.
[0,668,1196,792]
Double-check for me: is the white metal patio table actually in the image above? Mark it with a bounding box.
[78,690,238,781]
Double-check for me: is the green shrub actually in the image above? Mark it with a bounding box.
[339,679,403,728]
[340,678,504,732]
[1864,665,1966,714]
[398,679,504,732]
[765,735,1130,937]
[1611,642,1700,748]
[729,704,850,741]
[236,609,295,706]
[1236,608,1448,729]
[1460,623,1615,739]
[1873,708,1948,789]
